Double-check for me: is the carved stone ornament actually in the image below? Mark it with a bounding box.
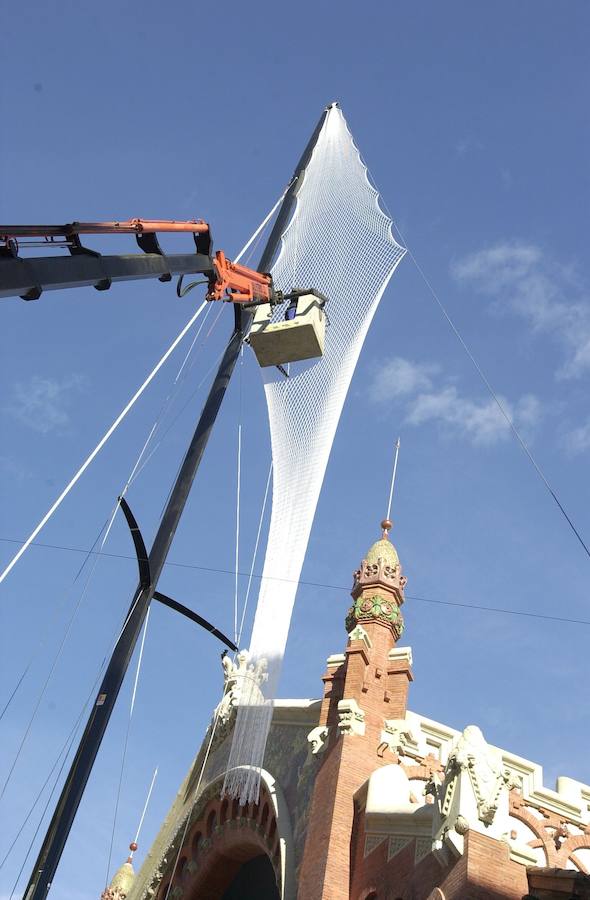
[337,698,366,736]
[428,725,512,863]
[307,724,330,755]
[346,593,405,640]
[379,718,419,757]
[101,889,127,900]
[351,537,407,604]
[447,725,510,826]
[347,622,372,647]
[454,814,470,836]
[211,649,269,747]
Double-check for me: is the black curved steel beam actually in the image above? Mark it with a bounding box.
[153,592,237,652]
[117,498,236,649]
[118,496,151,589]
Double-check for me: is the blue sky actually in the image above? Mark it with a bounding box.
[1,1,589,897]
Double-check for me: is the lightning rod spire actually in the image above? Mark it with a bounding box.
[382,437,401,538]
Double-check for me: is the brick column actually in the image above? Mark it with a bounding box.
[384,645,413,719]
[298,522,411,900]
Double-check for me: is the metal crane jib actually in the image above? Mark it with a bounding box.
[0,218,276,304]
[0,217,327,366]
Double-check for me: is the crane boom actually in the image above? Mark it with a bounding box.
[0,218,277,304]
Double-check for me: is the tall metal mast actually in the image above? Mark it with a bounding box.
[23,104,329,900]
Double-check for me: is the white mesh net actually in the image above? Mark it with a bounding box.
[223,105,405,804]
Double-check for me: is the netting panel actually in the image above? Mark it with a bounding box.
[224,106,405,804]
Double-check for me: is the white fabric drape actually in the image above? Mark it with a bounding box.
[224,106,405,804]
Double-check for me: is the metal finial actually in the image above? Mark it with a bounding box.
[385,437,401,528]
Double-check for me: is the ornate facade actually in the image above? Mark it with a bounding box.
[108,522,590,900]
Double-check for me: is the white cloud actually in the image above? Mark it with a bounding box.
[455,137,484,158]
[407,387,540,446]
[6,374,87,434]
[564,419,590,457]
[370,356,437,403]
[0,455,30,481]
[369,356,540,447]
[451,242,590,379]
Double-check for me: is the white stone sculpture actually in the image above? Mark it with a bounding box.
[216,650,268,730]
[337,698,366,736]
[447,725,510,826]
[307,725,330,755]
[428,725,512,862]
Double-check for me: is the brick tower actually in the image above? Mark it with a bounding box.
[298,519,413,899]
[130,509,590,900]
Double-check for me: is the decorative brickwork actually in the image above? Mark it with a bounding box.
[346,524,406,643]
[298,527,412,899]
[153,781,281,900]
[510,790,590,872]
[346,593,405,640]
[131,521,590,900]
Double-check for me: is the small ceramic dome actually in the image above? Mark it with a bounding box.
[365,537,399,568]
[109,860,135,895]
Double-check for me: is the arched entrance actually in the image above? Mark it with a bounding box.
[155,774,287,899]
[222,853,280,899]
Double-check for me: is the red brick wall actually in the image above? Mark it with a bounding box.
[298,620,412,899]
[350,819,530,900]
[300,623,530,900]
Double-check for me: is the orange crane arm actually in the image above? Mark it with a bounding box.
[0,218,277,304]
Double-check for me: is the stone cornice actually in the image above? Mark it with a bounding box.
[270,700,322,727]
[388,646,413,666]
[403,711,590,827]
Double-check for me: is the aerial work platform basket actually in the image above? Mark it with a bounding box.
[248,292,327,368]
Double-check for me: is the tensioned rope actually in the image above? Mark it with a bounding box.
[237,461,273,646]
[0,341,210,726]
[2,194,289,892]
[144,323,228,523]
[233,349,244,646]
[161,684,227,900]
[0,518,108,724]
[0,301,214,796]
[131,766,158,856]
[159,464,273,900]
[159,183,297,894]
[0,505,122,802]
[3,303,236,889]
[0,300,208,585]
[0,187,289,589]
[89,193,290,674]
[0,535,587,629]
[364,162,590,564]
[105,607,151,889]
[126,304,225,488]
[3,645,114,895]
[123,301,214,491]
[5,596,155,886]
[162,334,272,892]
[405,239,590,561]
[0,197,288,817]
[0,648,109,872]
[2,292,219,881]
